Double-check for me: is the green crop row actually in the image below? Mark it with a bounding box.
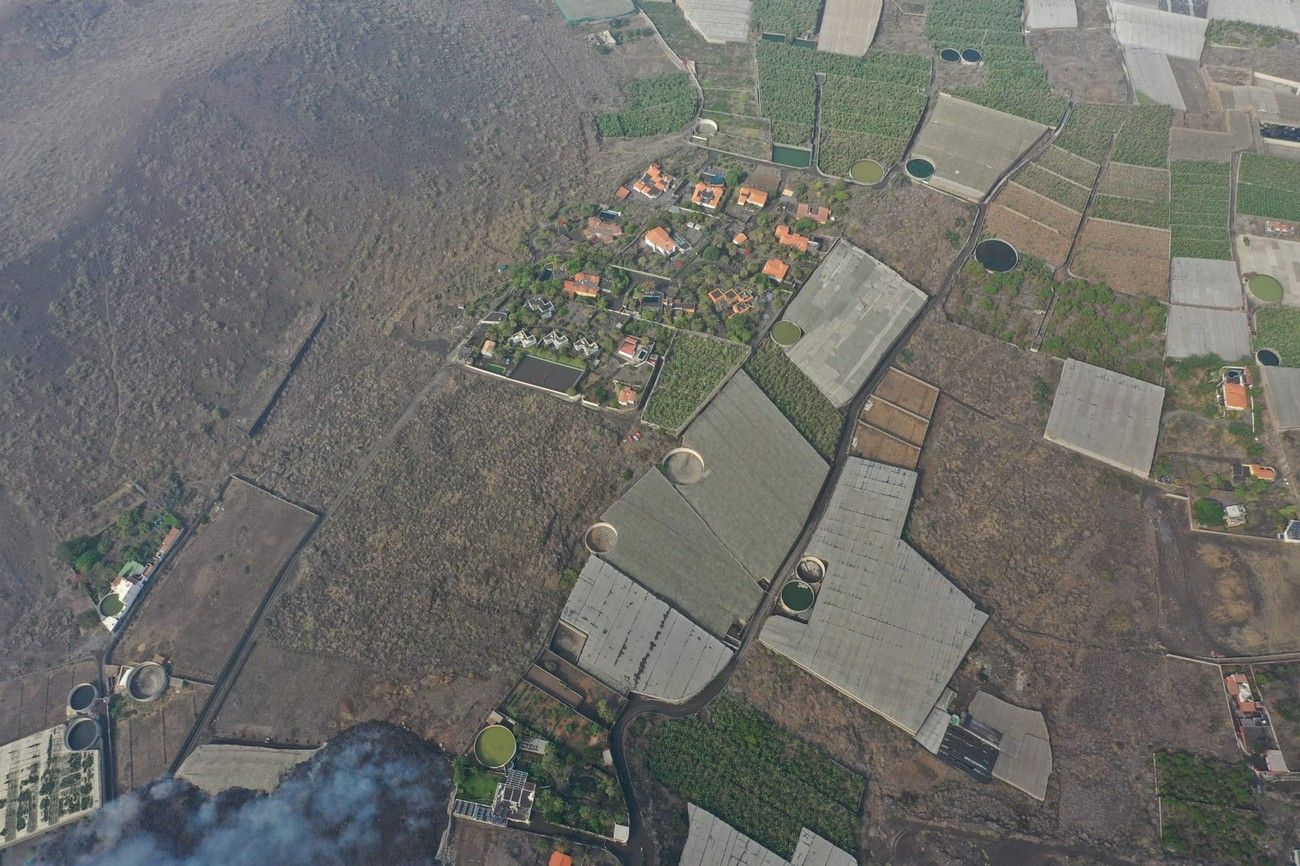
[745,341,843,459]
[945,45,1066,126]
[1055,103,1171,166]
[1090,194,1169,228]
[1170,160,1231,258]
[1238,152,1300,221]
[1255,308,1300,363]
[1099,162,1170,201]
[596,73,697,138]
[1036,145,1100,186]
[647,697,864,858]
[819,128,907,175]
[819,75,926,139]
[1111,104,1172,167]
[751,0,821,36]
[1016,162,1091,211]
[642,333,749,431]
[925,0,1025,46]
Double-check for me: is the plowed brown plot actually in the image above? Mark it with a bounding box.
[851,423,921,469]
[985,183,1083,266]
[1072,219,1171,299]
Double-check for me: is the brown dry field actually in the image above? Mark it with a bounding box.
[447,818,618,866]
[841,178,978,293]
[1029,27,1127,103]
[113,682,210,792]
[862,397,928,445]
[1071,219,1171,299]
[898,315,1058,433]
[113,477,317,681]
[213,372,667,753]
[873,367,938,417]
[851,422,921,469]
[0,658,99,745]
[1203,39,1300,85]
[986,182,1083,267]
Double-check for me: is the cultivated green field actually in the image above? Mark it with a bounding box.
[646,696,864,858]
[1170,161,1232,259]
[596,72,697,138]
[1016,162,1091,211]
[745,340,842,459]
[751,0,821,36]
[1237,152,1300,221]
[1055,103,1170,167]
[1255,308,1300,363]
[1156,751,1266,863]
[642,332,749,431]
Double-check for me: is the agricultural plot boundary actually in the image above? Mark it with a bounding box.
[1237,152,1300,222]
[1170,161,1233,260]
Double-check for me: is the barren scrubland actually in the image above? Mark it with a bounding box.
[0,0,667,678]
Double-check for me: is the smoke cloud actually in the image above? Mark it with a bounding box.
[33,723,452,866]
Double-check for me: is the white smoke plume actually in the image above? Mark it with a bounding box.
[33,723,452,866]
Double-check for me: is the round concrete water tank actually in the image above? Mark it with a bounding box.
[780,579,815,614]
[64,718,100,752]
[125,662,169,702]
[67,683,99,714]
[796,556,826,583]
[584,522,618,554]
[662,448,706,485]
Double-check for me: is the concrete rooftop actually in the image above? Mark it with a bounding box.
[560,558,733,702]
[760,458,987,737]
[1043,359,1164,476]
[177,744,316,794]
[782,240,927,407]
[1165,306,1251,360]
[679,804,856,866]
[1170,257,1244,309]
[911,94,1048,201]
[969,691,1053,801]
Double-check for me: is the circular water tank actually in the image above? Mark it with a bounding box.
[796,556,826,583]
[64,718,100,752]
[584,522,618,554]
[125,662,169,702]
[662,448,706,485]
[67,683,99,714]
[780,579,815,614]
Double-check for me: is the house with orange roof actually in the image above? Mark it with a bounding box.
[1226,673,1259,714]
[733,231,748,245]
[736,186,768,208]
[632,163,673,199]
[775,224,810,253]
[691,182,725,210]
[1220,380,1249,412]
[616,383,641,407]
[615,186,630,201]
[562,272,602,299]
[796,202,831,224]
[763,258,790,283]
[643,226,678,256]
[1244,463,1277,482]
[549,853,573,866]
[583,217,624,244]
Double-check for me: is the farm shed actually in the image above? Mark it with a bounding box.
[910,94,1048,201]
[1207,0,1300,33]
[1261,366,1300,430]
[1109,1,1207,61]
[968,691,1053,801]
[1165,307,1252,360]
[177,744,316,794]
[816,0,883,55]
[677,0,751,42]
[1043,358,1165,476]
[1123,47,1185,111]
[1025,0,1078,29]
[760,458,988,739]
[558,558,732,702]
[679,804,856,866]
[1170,257,1244,308]
[781,240,927,407]
[1236,235,1300,307]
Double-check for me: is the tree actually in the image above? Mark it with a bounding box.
[1193,498,1225,527]
[55,536,95,566]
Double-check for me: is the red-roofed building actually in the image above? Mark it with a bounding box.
[644,226,678,256]
[736,186,768,208]
[691,182,725,209]
[549,853,573,866]
[615,186,631,200]
[1220,381,1249,412]
[1226,673,1259,714]
[796,203,831,224]
[775,224,810,253]
[633,163,672,198]
[583,217,624,244]
[562,272,602,299]
[733,231,748,245]
[762,258,790,283]
[617,335,640,360]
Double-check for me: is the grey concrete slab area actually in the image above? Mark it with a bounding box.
[910,95,1049,201]
[1170,257,1243,308]
[1043,358,1165,476]
[1165,306,1251,360]
[760,458,987,738]
[782,240,926,407]
[560,558,733,702]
